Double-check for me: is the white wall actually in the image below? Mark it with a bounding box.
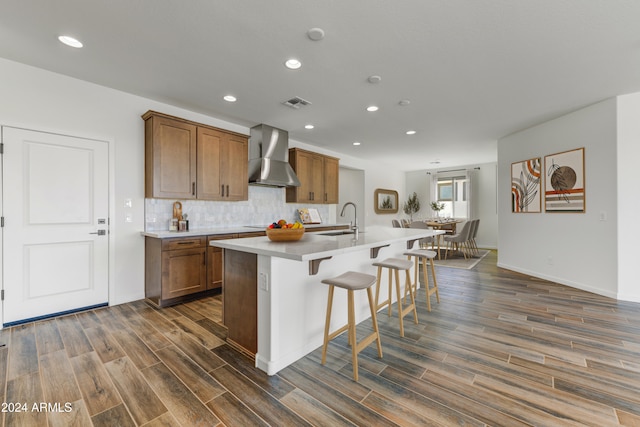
[405,163,498,249]
[616,93,640,301]
[290,140,406,229]
[497,98,618,299]
[0,57,409,308]
[0,57,277,305]
[338,167,365,228]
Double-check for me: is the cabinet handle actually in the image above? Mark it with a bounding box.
[203,252,206,265]
[226,185,229,197]
[221,184,225,197]
[192,182,196,196]
[324,193,327,201]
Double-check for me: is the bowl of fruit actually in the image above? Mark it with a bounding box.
[266,220,305,242]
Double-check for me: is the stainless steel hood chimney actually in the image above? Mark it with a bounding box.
[248,124,301,187]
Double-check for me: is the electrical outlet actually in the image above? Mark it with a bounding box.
[125,213,133,223]
[259,273,269,291]
[124,198,132,208]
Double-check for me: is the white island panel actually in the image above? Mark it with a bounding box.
[213,226,444,376]
[256,237,424,375]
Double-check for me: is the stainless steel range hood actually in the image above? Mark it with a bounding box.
[248,124,301,187]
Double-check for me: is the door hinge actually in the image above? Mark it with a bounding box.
[1,217,4,227]
[0,142,4,154]
[1,290,4,301]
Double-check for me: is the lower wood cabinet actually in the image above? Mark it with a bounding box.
[145,236,208,307]
[146,231,267,308]
[207,234,236,291]
[223,249,258,357]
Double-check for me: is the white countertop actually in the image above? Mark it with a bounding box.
[141,223,349,239]
[209,226,444,261]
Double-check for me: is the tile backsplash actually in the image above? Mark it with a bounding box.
[145,186,335,231]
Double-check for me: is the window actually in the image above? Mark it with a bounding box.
[436,176,468,219]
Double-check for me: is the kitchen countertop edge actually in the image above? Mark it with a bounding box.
[140,223,351,239]
[209,227,444,262]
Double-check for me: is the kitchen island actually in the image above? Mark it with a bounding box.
[211,226,443,375]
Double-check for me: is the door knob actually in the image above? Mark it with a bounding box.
[89,230,106,236]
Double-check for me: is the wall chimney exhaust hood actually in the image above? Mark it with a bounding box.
[248,124,301,187]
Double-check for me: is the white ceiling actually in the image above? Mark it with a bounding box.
[1,1,639,171]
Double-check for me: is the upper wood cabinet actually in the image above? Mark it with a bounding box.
[144,114,197,199]
[143,111,248,201]
[286,148,339,204]
[323,155,339,204]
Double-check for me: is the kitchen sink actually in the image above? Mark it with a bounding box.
[320,230,356,236]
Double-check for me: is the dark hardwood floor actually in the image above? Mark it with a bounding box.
[2,250,640,426]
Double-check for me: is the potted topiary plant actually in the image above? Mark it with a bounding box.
[430,201,445,218]
[403,192,420,223]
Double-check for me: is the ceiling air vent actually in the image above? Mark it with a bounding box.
[282,96,312,109]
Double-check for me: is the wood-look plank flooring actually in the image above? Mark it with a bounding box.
[2,250,640,426]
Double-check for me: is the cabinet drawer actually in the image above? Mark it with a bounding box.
[162,236,206,251]
[237,231,266,238]
[207,234,237,243]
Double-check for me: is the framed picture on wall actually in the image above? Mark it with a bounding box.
[544,147,585,213]
[511,157,542,213]
[374,188,399,214]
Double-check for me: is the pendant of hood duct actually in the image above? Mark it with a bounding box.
[248,124,301,187]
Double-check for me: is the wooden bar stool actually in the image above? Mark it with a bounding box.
[372,258,418,337]
[321,271,383,381]
[404,249,440,312]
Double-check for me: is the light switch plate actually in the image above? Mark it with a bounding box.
[124,198,132,208]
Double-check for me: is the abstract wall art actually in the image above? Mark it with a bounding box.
[511,157,542,213]
[544,147,585,213]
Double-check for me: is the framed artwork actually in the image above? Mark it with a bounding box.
[511,157,542,213]
[544,147,585,213]
[374,188,398,214]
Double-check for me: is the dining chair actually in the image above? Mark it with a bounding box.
[401,219,410,228]
[466,219,477,255]
[408,221,434,249]
[469,219,480,255]
[391,219,402,228]
[443,220,473,259]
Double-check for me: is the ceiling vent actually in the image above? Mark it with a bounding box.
[282,96,312,109]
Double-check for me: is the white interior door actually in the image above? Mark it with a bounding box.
[2,127,109,326]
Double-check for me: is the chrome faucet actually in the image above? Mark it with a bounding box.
[340,202,358,238]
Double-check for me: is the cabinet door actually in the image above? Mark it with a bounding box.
[221,133,248,201]
[146,116,197,199]
[161,248,207,299]
[289,150,323,203]
[309,154,324,203]
[207,233,236,290]
[207,246,223,290]
[197,127,223,200]
[323,156,339,204]
[291,150,311,203]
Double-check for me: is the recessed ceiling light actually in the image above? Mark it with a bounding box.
[307,28,325,41]
[304,124,314,130]
[406,130,416,135]
[353,142,361,146]
[430,160,441,164]
[367,75,382,84]
[366,105,379,112]
[399,99,411,106]
[285,58,302,70]
[58,35,83,48]
[223,95,237,102]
